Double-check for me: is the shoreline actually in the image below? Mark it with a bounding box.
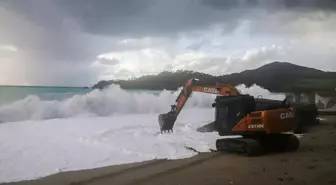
[2,115,336,185]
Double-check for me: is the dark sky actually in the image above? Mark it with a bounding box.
[1,0,336,86]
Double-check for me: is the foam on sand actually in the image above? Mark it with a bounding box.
[0,108,223,183]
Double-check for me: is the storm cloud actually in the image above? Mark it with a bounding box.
[0,0,336,86]
[50,0,336,37]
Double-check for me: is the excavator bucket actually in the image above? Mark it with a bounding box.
[158,112,177,133]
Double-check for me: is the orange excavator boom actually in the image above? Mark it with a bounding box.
[158,78,241,132]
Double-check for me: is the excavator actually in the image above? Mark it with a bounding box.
[158,78,317,156]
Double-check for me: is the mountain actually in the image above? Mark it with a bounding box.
[217,62,336,93]
[92,62,336,93]
[93,70,215,90]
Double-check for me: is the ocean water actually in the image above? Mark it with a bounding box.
[0,86,91,105]
[0,86,163,105]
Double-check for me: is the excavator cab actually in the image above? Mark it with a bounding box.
[213,95,256,136]
[213,95,292,135]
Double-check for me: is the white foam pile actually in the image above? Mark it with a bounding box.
[0,84,285,183]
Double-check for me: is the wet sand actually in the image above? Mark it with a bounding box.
[2,116,336,185]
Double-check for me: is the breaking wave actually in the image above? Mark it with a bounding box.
[0,84,285,123]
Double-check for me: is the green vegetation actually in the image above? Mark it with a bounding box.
[92,62,336,94]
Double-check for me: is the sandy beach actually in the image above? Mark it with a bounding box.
[2,115,336,185]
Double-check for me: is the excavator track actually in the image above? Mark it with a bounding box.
[216,138,263,156]
[216,134,300,156]
[258,134,300,153]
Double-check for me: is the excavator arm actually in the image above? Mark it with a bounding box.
[158,78,241,133]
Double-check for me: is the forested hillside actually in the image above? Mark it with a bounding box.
[93,62,336,93]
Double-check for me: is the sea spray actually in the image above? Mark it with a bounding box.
[0,84,285,123]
